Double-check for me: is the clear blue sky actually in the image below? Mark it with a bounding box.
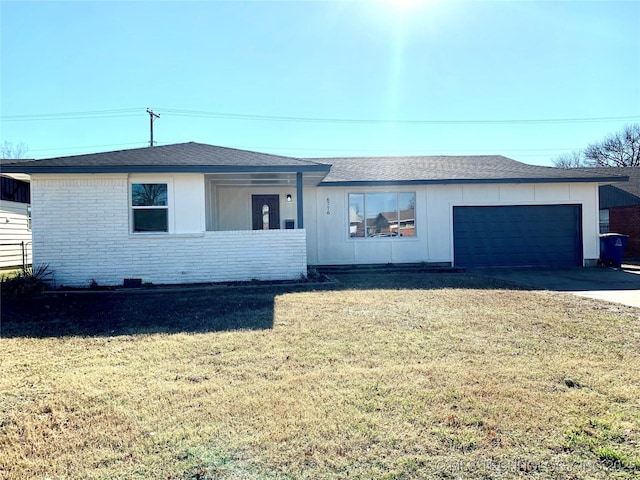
[1,0,639,165]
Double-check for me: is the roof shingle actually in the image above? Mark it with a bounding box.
[0,142,328,173]
[0,143,629,185]
[579,167,640,198]
[311,155,627,185]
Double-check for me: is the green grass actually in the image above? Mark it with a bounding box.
[1,273,639,479]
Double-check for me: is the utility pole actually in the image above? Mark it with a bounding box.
[146,108,160,146]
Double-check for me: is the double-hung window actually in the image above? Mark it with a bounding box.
[131,183,168,232]
[349,192,415,238]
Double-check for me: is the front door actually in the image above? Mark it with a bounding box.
[252,195,280,230]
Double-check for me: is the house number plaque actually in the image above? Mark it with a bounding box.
[326,197,331,215]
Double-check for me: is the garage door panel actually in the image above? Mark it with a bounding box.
[455,252,573,266]
[453,205,582,268]
[460,237,578,249]
[453,230,577,241]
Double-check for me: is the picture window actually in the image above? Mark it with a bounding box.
[348,192,415,238]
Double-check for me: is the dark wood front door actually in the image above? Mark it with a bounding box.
[252,195,280,230]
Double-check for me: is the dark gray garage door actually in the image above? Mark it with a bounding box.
[453,205,582,268]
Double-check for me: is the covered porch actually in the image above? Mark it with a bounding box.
[204,170,325,232]
[189,168,328,284]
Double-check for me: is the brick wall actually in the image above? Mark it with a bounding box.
[609,205,640,257]
[31,176,307,287]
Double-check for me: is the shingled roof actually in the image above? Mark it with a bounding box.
[311,155,627,185]
[579,167,640,197]
[0,143,628,185]
[578,167,640,207]
[0,142,329,174]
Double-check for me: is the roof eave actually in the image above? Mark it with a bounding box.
[319,176,628,187]
[2,164,332,175]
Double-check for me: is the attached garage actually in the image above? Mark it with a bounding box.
[453,204,583,268]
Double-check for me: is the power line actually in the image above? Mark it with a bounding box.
[1,108,142,119]
[1,108,143,121]
[27,140,577,154]
[212,111,636,125]
[28,141,148,153]
[1,107,638,125]
[158,108,640,125]
[226,144,577,154]
[225,146,575,158]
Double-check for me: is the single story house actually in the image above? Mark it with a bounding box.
[582,167,640,257]
[0,142,627,287]
[0,171,32,269]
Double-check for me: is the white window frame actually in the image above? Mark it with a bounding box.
[599,209,610,234]
[130,178,173,234]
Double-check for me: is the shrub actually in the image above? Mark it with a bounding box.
[1,264,54,297]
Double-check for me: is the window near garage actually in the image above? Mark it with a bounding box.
[131,183,168,232]
[348,192,415,238]
[599,209,610,234]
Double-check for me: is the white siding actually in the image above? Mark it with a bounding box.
[212,185,299,231]
[0,200,32,269]
[306,182,601,267]
[569,183,600,263]
[31,174,306,287]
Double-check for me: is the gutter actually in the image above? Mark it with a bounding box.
[319,176,630,187]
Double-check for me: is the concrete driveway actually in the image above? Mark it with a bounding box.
[475,265,640,309]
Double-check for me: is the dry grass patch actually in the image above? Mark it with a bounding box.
[1,273,639,479]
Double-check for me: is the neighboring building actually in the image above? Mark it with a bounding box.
[0,143,627,286]
[582,167,640,257]
[0,172,32,269]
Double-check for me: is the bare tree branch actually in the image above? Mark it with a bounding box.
[0,141,29,160]
[584,124,640,167]
[552,150,590,168]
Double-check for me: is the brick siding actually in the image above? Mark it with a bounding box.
[609,205,640,257]
[31,176,307,287]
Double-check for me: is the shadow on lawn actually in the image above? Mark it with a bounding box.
[1,272,519,339]
[1,287,281,339]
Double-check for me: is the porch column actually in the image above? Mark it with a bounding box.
[296,171,304,229]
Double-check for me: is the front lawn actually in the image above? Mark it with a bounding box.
[1,273,639,479]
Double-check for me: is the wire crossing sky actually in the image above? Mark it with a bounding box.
[1,1,639,164]
[3,108,638,124]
